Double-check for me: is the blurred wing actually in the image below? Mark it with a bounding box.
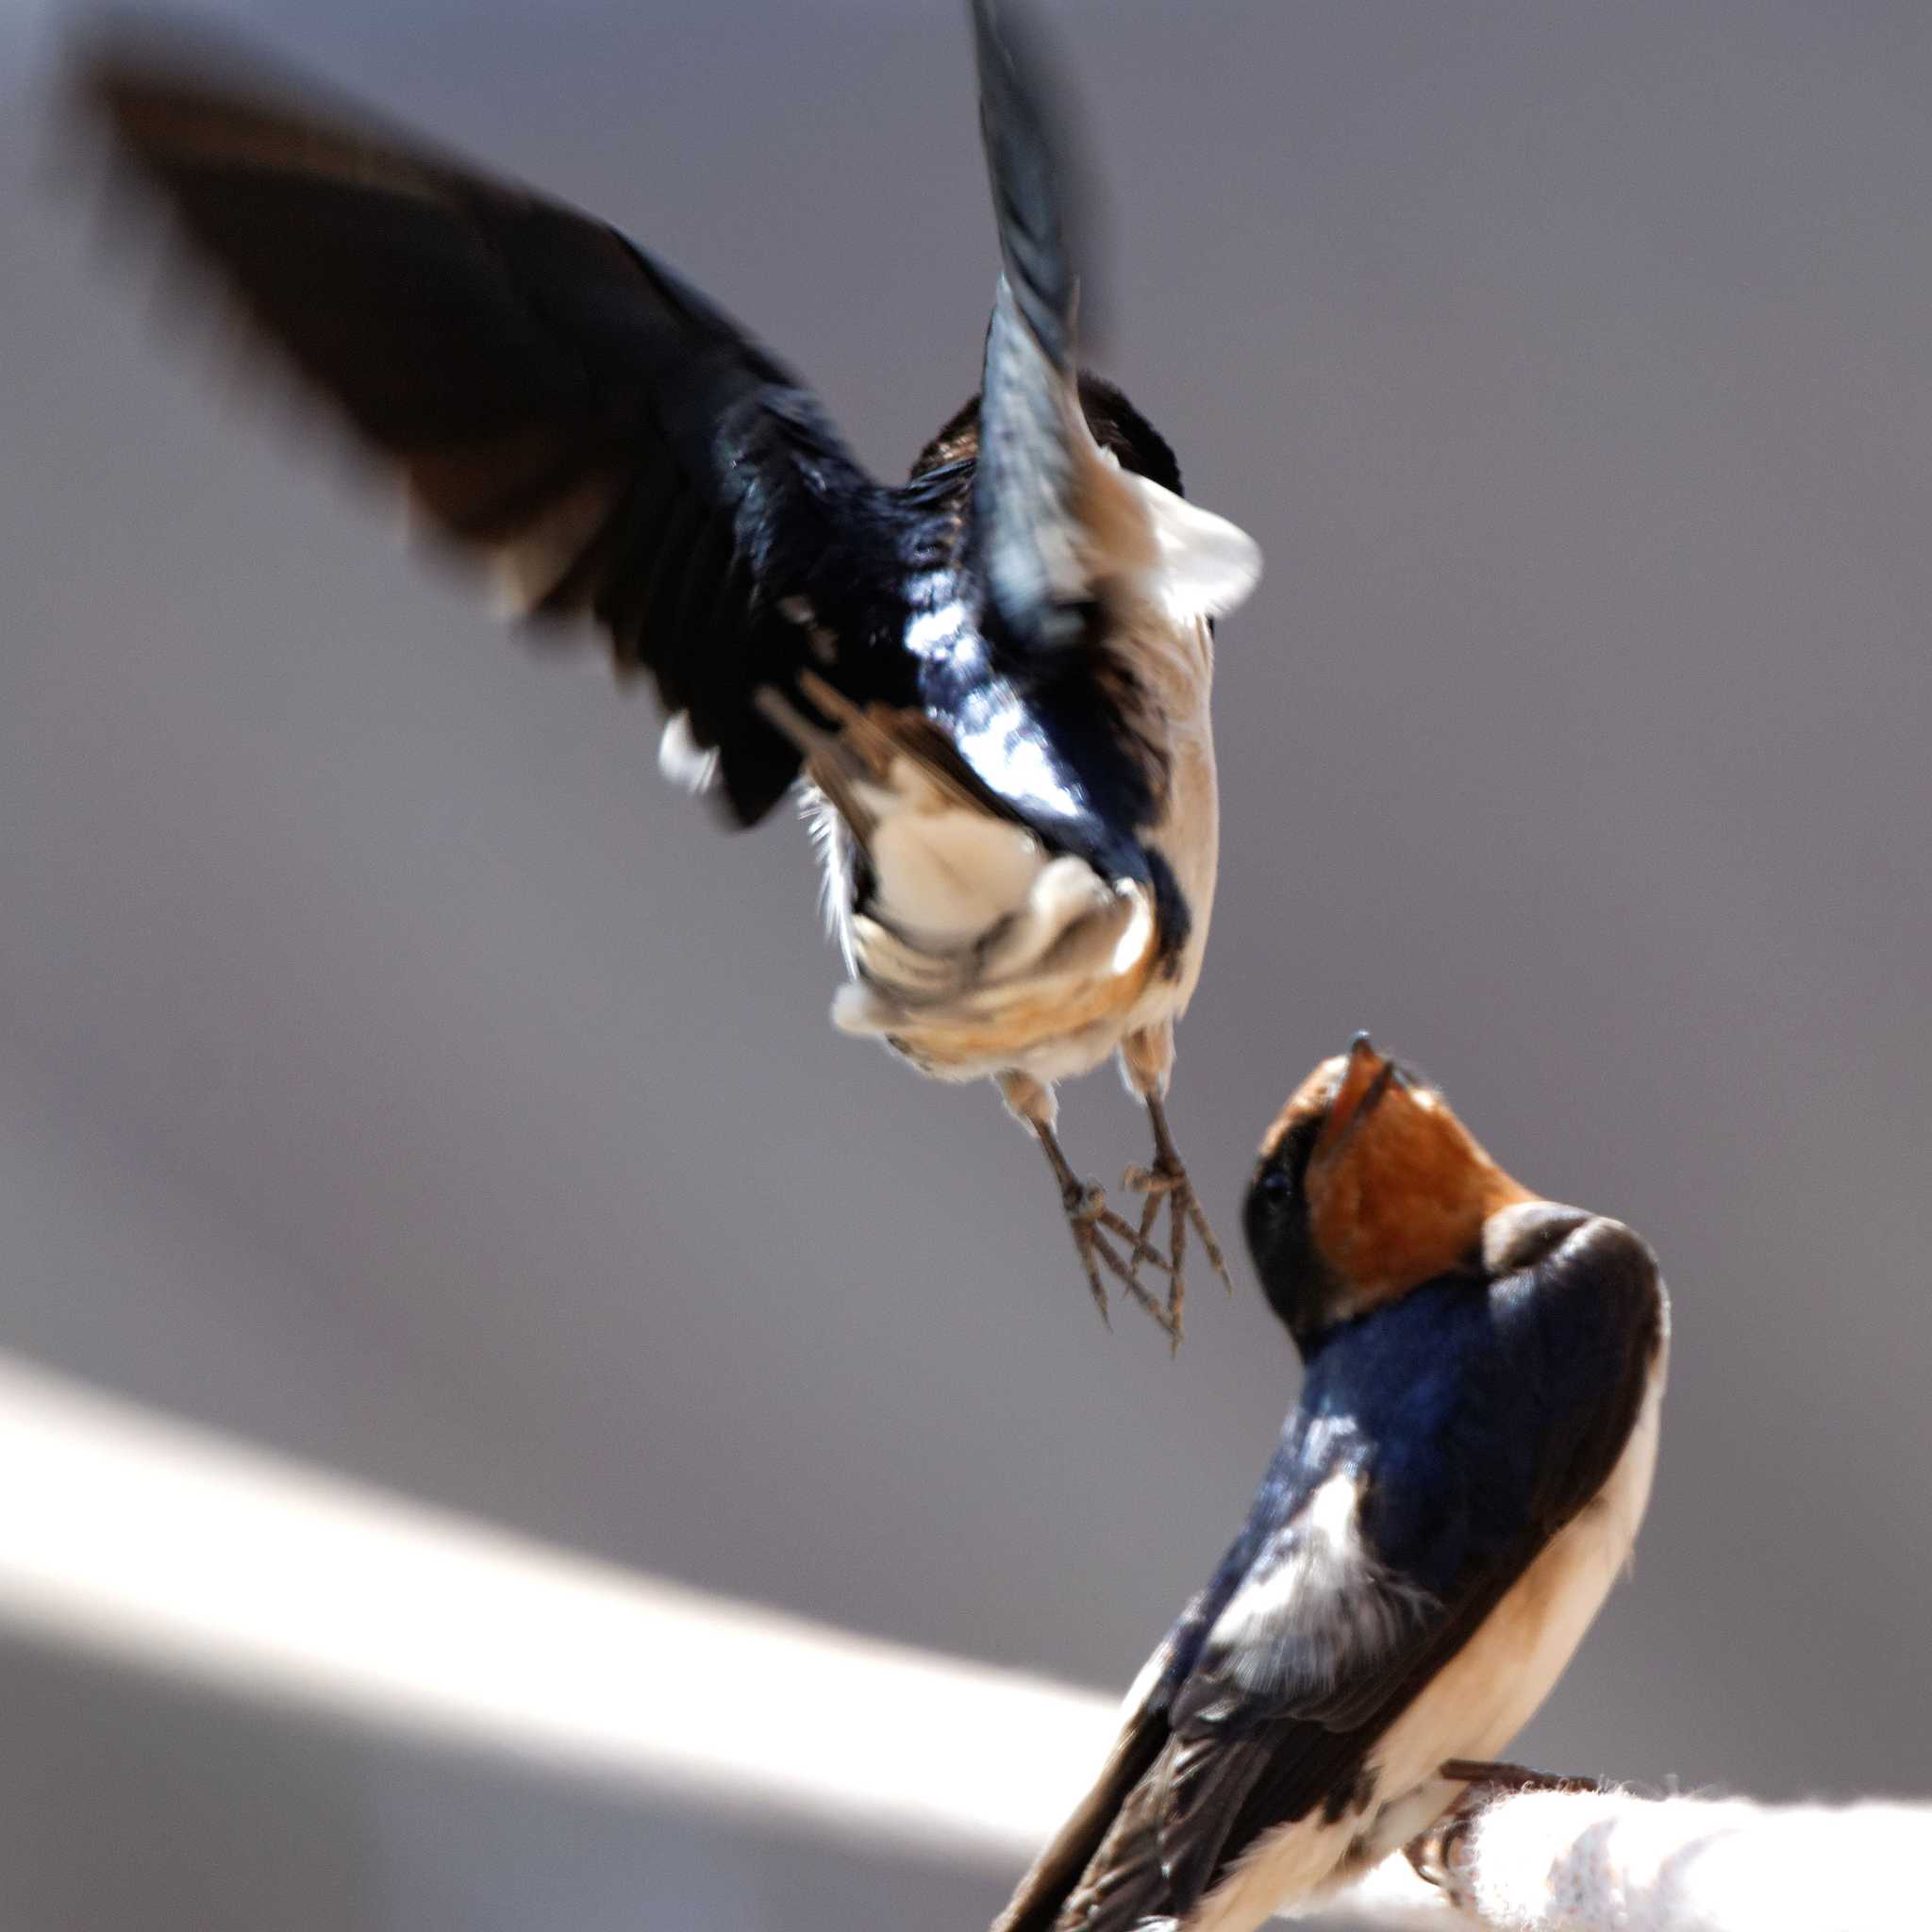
[998,1216,1664,1932]
[967,1,1257,655]
[968,0,1134,652]
[78,25,900,825]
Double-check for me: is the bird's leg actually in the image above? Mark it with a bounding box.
[1124,1091,1231,1344]
[1031,1118,1175,1331]
[1000,1074,1171,1330]
[1118,1031,1231,1346]
[1404,1760,1608,1906]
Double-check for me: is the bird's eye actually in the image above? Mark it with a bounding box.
[1257,1166,1295,1202]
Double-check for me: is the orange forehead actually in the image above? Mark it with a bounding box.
[1257,1052,1351,1161]
[1263,1041,1535,1312]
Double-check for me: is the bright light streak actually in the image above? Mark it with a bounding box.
[0,1354,1449,1924]
[0,1353,1120,1862]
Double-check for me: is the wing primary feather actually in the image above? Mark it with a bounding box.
[965,3,1150,660]
[970,0,1076,372]
[74,21,912,828]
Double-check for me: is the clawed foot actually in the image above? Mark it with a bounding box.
[1405,1759,1606,1906]
[1123,1095,1231,1347]
[1057,1175,1175,1333]
[1026,1115,1174,1332]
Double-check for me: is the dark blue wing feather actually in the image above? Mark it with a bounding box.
[967,0,1098,656]
[79,23,916,825]
[996,1216,1664,1932]
[82,17,1182,871]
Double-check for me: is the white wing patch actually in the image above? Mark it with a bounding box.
[1203,1470,1433,1705]
[1073,439,1262,627]
[1124,472,1262,624]
[658,712,722,794]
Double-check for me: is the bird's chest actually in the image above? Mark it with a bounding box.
[1357,1342,1669,1853]
[1191,1346,1667,1932]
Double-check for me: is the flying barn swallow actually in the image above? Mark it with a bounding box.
[73,1,1261,1332]
[993,1037,1668,1931]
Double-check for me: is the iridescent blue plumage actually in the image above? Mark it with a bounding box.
[996,1045,1668,1932]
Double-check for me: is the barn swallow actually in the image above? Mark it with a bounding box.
[72,1,1260,1333]
[993,1036,1668,1931]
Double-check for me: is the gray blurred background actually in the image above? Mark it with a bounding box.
[5,0,1932,1925]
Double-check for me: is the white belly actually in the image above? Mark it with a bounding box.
[1191,1340,1669,1932]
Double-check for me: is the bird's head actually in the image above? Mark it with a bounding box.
[909,373,1183,497]
[1243,1034,1533,1344]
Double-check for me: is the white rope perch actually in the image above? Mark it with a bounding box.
[0,1353,1924,1930]
[1412,1784,1932,1932]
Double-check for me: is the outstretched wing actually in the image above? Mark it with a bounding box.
[996,1212,1664,1932]
[966,0,1257,660]
[76,23,908,825]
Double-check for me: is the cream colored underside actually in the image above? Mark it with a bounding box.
[827,608,1220,1092]
[1188,1343,1669,1932]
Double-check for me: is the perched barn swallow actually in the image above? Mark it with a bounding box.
[74,1,1261,1332]
[993,1036,1668,1931]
